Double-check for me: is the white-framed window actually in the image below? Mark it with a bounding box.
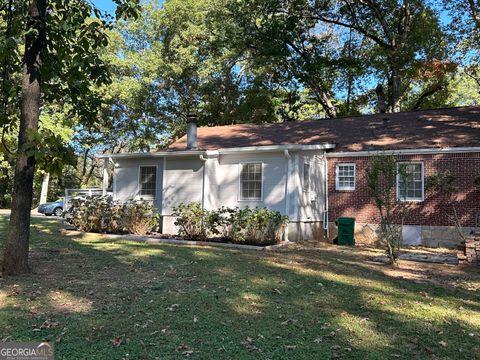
[239,163,263,200]
[139,166,157,198]
[303,161,311,192]
[397,162,424,202]
[336,163,355,191]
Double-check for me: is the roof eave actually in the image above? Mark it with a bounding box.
[97,143,337,159]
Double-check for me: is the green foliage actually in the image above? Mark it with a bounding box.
[121,199,160,235]
[67,196,158,235]
[366,155,408,264]
[475,175,480,193]
[67,196,123,233]
[425,171,471,242]
[426,171,457,195]
[0,1,141,211]
[173,202,288,245]
[172,202,206,240]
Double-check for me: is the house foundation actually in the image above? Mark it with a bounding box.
[319,222,474,248]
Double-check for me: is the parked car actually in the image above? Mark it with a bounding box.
[38,199,64,217]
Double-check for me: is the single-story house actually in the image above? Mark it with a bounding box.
[98,106,480,247]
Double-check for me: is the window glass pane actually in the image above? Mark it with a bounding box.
[398,163,423,200]
[140,166,156,197]
[336,164,355,190]
[240,163,262,200]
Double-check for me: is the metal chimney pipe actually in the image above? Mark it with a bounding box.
[186,114,198,150]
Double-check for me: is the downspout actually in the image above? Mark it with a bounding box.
[283,150,291,242]
[199,154,208,212]
[199,155,207,235]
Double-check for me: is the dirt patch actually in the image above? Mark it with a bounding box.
[279,242,480,292]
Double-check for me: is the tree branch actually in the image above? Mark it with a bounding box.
[467,0,480,30]
[412,83,443,110]
[357,0,394,45]
[313,14,394,50]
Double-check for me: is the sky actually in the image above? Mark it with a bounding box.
[92,0,117,14]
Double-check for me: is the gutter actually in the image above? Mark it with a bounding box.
[327,146,480,158]
[96,144,337,160]
[217,143,336,154]
[96,150,205,159]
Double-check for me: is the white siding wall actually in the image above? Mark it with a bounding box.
[162,157,204,214]
[112,150,327,241]
[114,158,164,212]
[215,152,287,213]
[294,153,325,222]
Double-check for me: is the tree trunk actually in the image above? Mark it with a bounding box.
[2,0,47,276]
[375,84,387,113]
[319,92,337,118]
[39,172,50,205]
[391,69,401,112]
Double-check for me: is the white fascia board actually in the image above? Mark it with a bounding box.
[96,150,206,159]
[97,144,336,159]
[218,143,336,154]
[326,146,480,158]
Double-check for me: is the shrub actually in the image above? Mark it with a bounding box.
[173,202,288,245]
[173,202,206,240]
[366,155,409,265]
[66,196,158,235]
[122,200,160,235]
[67,196,122,233]
[229,206,288,245]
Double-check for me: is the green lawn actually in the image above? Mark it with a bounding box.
[0,216,479,359]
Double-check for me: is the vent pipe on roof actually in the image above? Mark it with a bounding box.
[186,114,198,150]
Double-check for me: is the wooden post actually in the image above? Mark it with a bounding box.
[39,172,49,204]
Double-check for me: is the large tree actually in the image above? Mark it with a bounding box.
[1,0,140,275]
[313,0,450,113]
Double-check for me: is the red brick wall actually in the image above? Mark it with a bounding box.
[327,152,480,227]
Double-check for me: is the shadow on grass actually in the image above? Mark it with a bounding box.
[0,216,479,359]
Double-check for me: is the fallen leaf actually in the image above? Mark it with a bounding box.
[167,304,179,311]
[176,343,188,351]
[111,336,123,347]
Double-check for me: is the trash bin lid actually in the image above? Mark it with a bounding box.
[338,217,355,226]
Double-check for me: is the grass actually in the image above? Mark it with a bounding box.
[0,216,479,359]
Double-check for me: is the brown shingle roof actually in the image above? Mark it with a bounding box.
[168,106,480,152]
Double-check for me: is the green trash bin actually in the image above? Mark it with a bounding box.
[337,217,355,246]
